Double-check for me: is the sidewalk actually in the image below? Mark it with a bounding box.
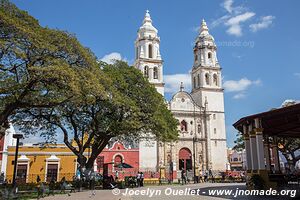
[43,183,240,200]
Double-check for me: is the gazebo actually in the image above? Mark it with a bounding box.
[233,103,300,188]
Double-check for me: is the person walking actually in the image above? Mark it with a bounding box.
[89,171,96,198]
[204,170,208,182]
[136,172,141,187]
[181,170,186,185]
[115,170,119,181]
[140,172,144,187]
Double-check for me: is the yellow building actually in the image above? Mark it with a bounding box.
[6,144,78,183]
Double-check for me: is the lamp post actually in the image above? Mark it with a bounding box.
[12,133,23,193]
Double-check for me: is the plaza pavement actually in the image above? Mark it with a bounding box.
[42,182,298,200]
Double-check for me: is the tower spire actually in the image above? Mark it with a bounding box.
[200,19,209,35]
[143,9,152,24]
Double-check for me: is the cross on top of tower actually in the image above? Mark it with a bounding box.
[143,9,152,24]
[180,82,184,91]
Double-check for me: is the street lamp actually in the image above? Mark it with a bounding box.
[12,133,23,193]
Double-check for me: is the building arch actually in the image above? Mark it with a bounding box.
[153,67,158,79]
[205,73,210,85]
[213,74,218,86]
[180,120,188,132]
[179,148,192,171]
[148,44,153,58]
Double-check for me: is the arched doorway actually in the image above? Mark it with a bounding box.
[179,148,192,171]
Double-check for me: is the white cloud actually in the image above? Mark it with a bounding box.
[250,15,275,32]
[211,15,231,28]
[225,12,256,36]
[211,0,274,37]
[223,78,261,92]
[164,74,191,94]
[233,93,246,99]
[294,73,300,78]
[223,0,234,13]
[224,78,261,100]
[100,52,124,64]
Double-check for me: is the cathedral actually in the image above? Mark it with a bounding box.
[134,11,227,175]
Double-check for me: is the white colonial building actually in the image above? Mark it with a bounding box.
[134,11,227,175]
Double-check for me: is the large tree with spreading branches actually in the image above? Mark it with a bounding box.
[1,1,179,174]
[15,61,179,172]
[0,0,102,138]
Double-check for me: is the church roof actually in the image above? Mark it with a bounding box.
[169,83,202,111]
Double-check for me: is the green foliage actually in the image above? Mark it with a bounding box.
[0,0,103,138]
[2,1,178,171]
[233,133,245,151]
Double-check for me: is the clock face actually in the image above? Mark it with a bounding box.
[181,98,185,102]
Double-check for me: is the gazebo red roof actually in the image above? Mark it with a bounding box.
[233,103,300,137]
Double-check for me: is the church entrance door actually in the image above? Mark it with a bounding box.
[179,148,192,171]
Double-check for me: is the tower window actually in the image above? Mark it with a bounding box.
[205,73,210,85]
[197,124,201,133]
[153,67,158,79]
[197,74,200,87]
[195,54,198,62]
[215,141,217,146]
[208,52,212,59]
[144,66,149,78]
[213,74,218,86]
[180,120,188,132]
[148,44,153,58]
[214,128,217,134]
[193,77,196,88]
[136,47,139,59]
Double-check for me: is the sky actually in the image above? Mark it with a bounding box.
[11,0,300,147]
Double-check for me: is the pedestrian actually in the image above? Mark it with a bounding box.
[0,172,5,184]
[115,170,119,181]
[136,172,141,187]
[204,170,208,182]
[140,172,144,187]
[181,169,186,185]
[36,175,41,183]
[89,171,96,198]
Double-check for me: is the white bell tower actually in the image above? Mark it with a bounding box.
[134,10,164,96]
[191,19,227,171]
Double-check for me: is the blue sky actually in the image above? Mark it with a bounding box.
[12,0,300,147]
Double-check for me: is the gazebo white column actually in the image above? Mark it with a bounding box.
[243,125,252,172]
[249,125,258,171]
[255,129,265,170]
[254,118,265,171]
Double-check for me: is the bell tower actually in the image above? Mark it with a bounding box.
[191,19,227,171]
[134,10,164,96]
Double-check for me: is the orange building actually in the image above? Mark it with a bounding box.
[5,141,140,183]
[6,144,78,183]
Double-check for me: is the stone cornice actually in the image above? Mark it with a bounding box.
[136,58,163,64]
[191,87,224,93]
[192,65,222,71]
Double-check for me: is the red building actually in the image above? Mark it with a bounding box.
[96,141,139,179]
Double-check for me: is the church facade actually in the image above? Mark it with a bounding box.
[134,11,227,175]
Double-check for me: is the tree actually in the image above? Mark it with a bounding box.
[278,138,300,169]
[15,61,179,172]
[0,0,101,138]
[233,133,244,151]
